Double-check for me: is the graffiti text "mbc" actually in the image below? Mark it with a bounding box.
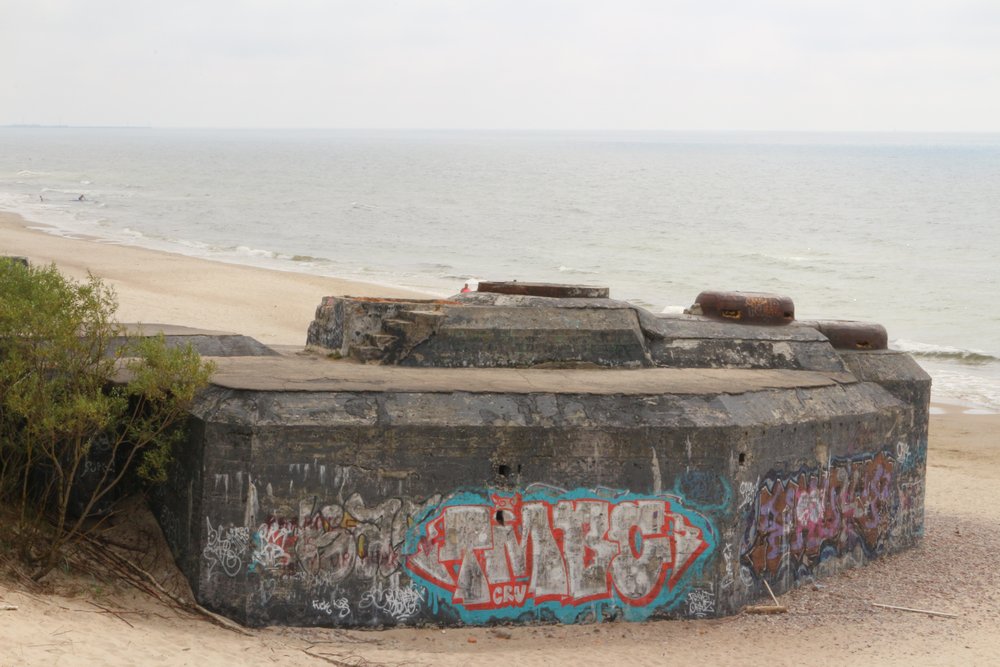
[404,489,716,622]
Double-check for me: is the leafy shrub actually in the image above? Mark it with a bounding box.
[0,260,214,578]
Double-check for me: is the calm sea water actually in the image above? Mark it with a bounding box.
[2,128,998,410]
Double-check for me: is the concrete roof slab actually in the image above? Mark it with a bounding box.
[206,355,856,395]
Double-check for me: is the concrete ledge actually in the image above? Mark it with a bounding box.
[206,356,857,394]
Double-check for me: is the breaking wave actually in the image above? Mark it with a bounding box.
[892,340,999,365]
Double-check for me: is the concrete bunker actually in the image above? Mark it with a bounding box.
[153,283,929,627]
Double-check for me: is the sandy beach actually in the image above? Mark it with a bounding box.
[0,211,430,346]
[1,211,999,666]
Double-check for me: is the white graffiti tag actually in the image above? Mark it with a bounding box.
[896,440,911,465]
[312,598,351,619]
[359,583,425,621]
[719,543,735,590]
[739,479,758,511]
[203,518,250,578]
[686,588,715,618]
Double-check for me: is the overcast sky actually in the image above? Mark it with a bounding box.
[2,0,998,131]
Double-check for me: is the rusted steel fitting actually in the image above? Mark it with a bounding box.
[801,320,889,351]
[691,291,795,325]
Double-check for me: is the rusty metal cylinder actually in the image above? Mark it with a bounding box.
[801,320,889,351]
[692,291,795,325]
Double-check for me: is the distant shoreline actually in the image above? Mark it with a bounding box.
[0,209,431,345]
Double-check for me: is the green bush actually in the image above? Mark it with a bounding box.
[0,260,214,578]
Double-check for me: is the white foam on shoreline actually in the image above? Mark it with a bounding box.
[1,201,445,300]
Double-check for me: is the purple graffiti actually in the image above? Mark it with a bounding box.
[742,451,895,578]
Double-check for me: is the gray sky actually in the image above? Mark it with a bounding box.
[2,0,998,131]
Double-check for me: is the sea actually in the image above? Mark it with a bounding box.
[1,127,998,412]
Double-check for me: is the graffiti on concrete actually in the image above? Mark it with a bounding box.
[201,479,727,624]
[201,487,444,623]
[719,542,734,590]
[203,519,250,579]
[741,451,895,579]
[403,487,717,623]
[245,492,442,585]
[686,587,715,618]
[738,478,758,511]
[312,597,351,619]
[251,519,296,571]
[359,581,426,621]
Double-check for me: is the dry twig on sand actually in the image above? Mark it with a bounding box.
[87,600,135,628]
[744,605,789,614]
[872,603,958,618]
[762,580,781,606]
[302,644,393,667]
[744,579,788,614]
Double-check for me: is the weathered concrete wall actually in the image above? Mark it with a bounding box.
[155,356,927,628]
[643,318,848,372]
[156,290,929,628]
[305,294,854,372]
[399,306,651,368]
[306,295,652,367]
[306,296,457,358]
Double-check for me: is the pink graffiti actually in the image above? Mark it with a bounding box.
[743,451,895,577]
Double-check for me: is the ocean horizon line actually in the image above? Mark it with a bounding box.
[5,125,1000,137]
